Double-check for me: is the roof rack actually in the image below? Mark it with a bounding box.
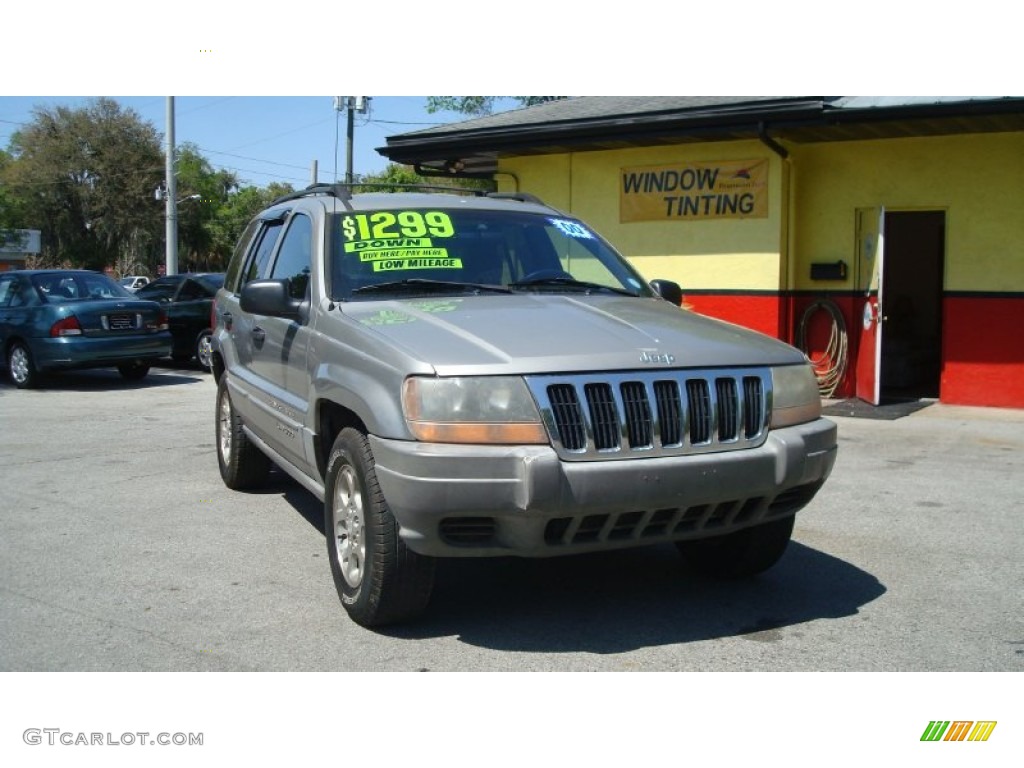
[270,182,496,207]
[269,183,548,208]
[485,191,546,205]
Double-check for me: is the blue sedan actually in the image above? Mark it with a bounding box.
[0,270,173,388]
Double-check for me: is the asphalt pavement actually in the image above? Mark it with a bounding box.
[1,366,1022,672]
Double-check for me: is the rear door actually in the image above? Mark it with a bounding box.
[248,211,314,470]
[855,207,886,404]
[223,213,287,441]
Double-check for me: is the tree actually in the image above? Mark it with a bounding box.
[205,182,295,269]
[0,149,27,230]
[425,97,566,116]
[174,143,239,271]
[3,98,165,271]
[356,163,492,193]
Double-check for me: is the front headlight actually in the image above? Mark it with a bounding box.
[770,364,822,428]
[402,376,548,444]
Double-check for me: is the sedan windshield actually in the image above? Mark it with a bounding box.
[331,207,652,300]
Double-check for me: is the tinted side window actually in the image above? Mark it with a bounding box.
[136,279,181,302]
[270,214,312,300]
[177,279,206,301]
[224,218,261,294]
[0,276,13,307]
[241,221,285,288]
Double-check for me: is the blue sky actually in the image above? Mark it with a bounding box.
[0,96,516,188]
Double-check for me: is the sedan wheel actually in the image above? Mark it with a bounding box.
[8,343,38,389]
[196,331,214,371]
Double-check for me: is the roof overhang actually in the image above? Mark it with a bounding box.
[378,96,1024,177]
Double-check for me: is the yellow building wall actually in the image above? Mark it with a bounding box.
[497,132,1024,293]
[791,132,1024,292]
[498,142,787,291]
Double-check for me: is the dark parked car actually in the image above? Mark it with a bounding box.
[135,273,224,370]
[0,269,172,388]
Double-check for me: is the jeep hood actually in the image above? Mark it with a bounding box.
[342,294,805,375]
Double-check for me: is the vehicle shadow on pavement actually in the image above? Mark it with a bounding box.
[0,368,202,392]
[267,476,885,651]
[384,543,886,652]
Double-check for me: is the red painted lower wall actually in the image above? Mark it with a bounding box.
[684,291,1024,408]
[942,296,1024,408]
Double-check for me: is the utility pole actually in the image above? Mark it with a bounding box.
[165,96,178,276]
[335,97,371,185]
[345,99,355,185]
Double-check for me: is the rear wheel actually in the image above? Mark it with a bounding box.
[118,362,150,381]
[325,428,435,627]
[8,342,39,389]
[215,375,271,489]
[676,515,795,578]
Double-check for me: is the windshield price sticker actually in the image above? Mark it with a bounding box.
[342,211,455,242]
[550,218,594,239]
[373,257,462,272]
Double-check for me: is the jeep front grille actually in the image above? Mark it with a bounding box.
[526,369,770,460]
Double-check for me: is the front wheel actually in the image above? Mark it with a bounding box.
[215,375,270,489]
[676,515,795,578]
[325,428,435,627]
[8,342,39,389]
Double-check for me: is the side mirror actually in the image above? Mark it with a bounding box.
[650,279,684,307]
[240,279,302,319]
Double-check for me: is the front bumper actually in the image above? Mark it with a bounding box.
[370,417,837,557]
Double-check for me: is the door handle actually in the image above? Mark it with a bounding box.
[220,311,233,331]
[252,327,266,348]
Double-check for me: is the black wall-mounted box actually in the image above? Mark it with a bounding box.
[810,260,847,281]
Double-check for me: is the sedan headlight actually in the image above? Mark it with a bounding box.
[402,376,548,444]
[770,364,822,428]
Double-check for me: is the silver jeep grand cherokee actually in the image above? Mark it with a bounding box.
[211,185,836,627]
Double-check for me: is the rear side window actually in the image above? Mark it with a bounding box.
[224,219,261,294]
[241,221,285,288]
[0,276,15,307]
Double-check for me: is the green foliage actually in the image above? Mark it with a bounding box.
[0,149,27,230]
[204,182,294,270]
[425,97,566,116]
[3,98,164,271]
[174,143,240,270]
[355,163,492,193]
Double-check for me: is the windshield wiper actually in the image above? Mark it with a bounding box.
[352,279,513,295]
[509,276,637,296]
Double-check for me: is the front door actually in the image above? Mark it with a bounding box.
[855,207,885,404]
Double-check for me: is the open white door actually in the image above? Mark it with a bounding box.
[855,207,886,404]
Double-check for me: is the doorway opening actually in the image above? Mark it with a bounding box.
[880,211,945,400]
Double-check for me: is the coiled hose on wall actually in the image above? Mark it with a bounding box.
[796,300,849,398]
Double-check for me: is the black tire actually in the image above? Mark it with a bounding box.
[118,362,150,381]
[195,331,214,371]
[676,515,795,578]
[7,342,39,389]
[215,375,271,489]
[325,428,435,627]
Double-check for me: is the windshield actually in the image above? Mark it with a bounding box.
[330,208,652,300]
